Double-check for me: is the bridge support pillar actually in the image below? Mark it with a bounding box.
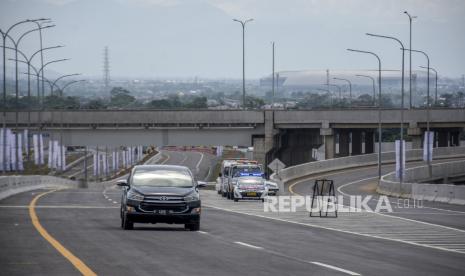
[408,127,423,149]
[320,128,334,160]
[351,130,362,155]
[254,111,278,173]
[364,130,374,154]
[338,129,350,157]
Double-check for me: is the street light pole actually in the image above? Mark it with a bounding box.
[57,79,85,172]
[404,11,417,109]
[1,19,48,173]
[355,74,376,106]
[233,18,253,109]
[408,49,432,176]
[347,49,383,180]
[271,41,275,108]
[2,42,59,164]
[420,66,437,105]
[327,84,342,105]
[333,77,352,107]
[366,33,405,194]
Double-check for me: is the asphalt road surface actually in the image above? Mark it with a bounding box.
[1,151,464,275]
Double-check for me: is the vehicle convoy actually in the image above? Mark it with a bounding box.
[265,180,279,195]
[233,177,268,202]
[117,165,206,231]
[217,159,241,196]
[226,163,263,200]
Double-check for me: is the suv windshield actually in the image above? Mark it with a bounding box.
[232,166,262,177]
[131,169,193,187]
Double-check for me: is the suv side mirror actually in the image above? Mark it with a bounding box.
[219,172,222,177]
[197,181,207,188]
[116,179,129,187]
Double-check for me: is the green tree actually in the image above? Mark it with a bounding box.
[146,99,173,109]
[185,96,207,108]
[110,87,135,107]
[245,95,265,109]
[85,99,107,109]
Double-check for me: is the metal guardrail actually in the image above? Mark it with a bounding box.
[0,175,77,201]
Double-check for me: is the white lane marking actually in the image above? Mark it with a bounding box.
[334,178,465,233]
[336,176,377,197]
[198,231,209,235]
[180,153,188,165]
[311,261,361,276]
[195,152,204,171]
[161,152,171,164]
[107,198,112,201]
[203,204,465,255]
[234,241,263,250]
[112,201,118,204]
[337,176,465,214]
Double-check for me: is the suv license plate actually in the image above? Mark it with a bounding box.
[247,192,257,196]
[155,210,167,215]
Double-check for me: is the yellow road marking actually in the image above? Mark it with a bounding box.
[29,189,97,276]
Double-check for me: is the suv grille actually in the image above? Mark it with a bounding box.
[138,202,188,213]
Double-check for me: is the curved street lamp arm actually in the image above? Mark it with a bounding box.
[17,25,55,46]
[2,45,28,61]
[38,58,69,75]
[404,11,417,20]
[16,59,40,75]
[24,72,57,90]
[61,79,86,94]
[30,45,64,62]
[366,33,405,49]
[52,73,82,90]
[420,66,436,74]
[355,74,375,81]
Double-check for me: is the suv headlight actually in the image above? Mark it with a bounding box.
[184,191,200,202]
[127,190,144,201]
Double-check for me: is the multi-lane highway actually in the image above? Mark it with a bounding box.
[1,150,465,275]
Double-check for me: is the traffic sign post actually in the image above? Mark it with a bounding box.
[268,158,286,176]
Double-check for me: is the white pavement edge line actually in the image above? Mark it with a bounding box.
[234,241,263,250]
[196,152,205,171]
[160,152,171,165]
[310,262,361,276]
[336,177,465,232]
[180,153,189,165]
[203,204,465,255]
[338,176,465,215]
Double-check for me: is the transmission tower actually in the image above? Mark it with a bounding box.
[103,46,110,93]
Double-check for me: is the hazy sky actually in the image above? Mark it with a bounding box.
[1,0,464,79]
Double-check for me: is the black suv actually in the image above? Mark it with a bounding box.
[117,165,206,231]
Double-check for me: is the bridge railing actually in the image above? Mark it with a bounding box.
[378,160,465,205]
[271,146,465,194]
[0,175,77,201]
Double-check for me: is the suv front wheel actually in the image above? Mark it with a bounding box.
[185,221,200,231]
[121,212,134,230]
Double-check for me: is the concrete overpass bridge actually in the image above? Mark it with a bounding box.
[4,108,465,167]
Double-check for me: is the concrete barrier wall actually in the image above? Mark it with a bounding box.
[378,160,465,205]
[273,146,465,184]
[0,176,77,201]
